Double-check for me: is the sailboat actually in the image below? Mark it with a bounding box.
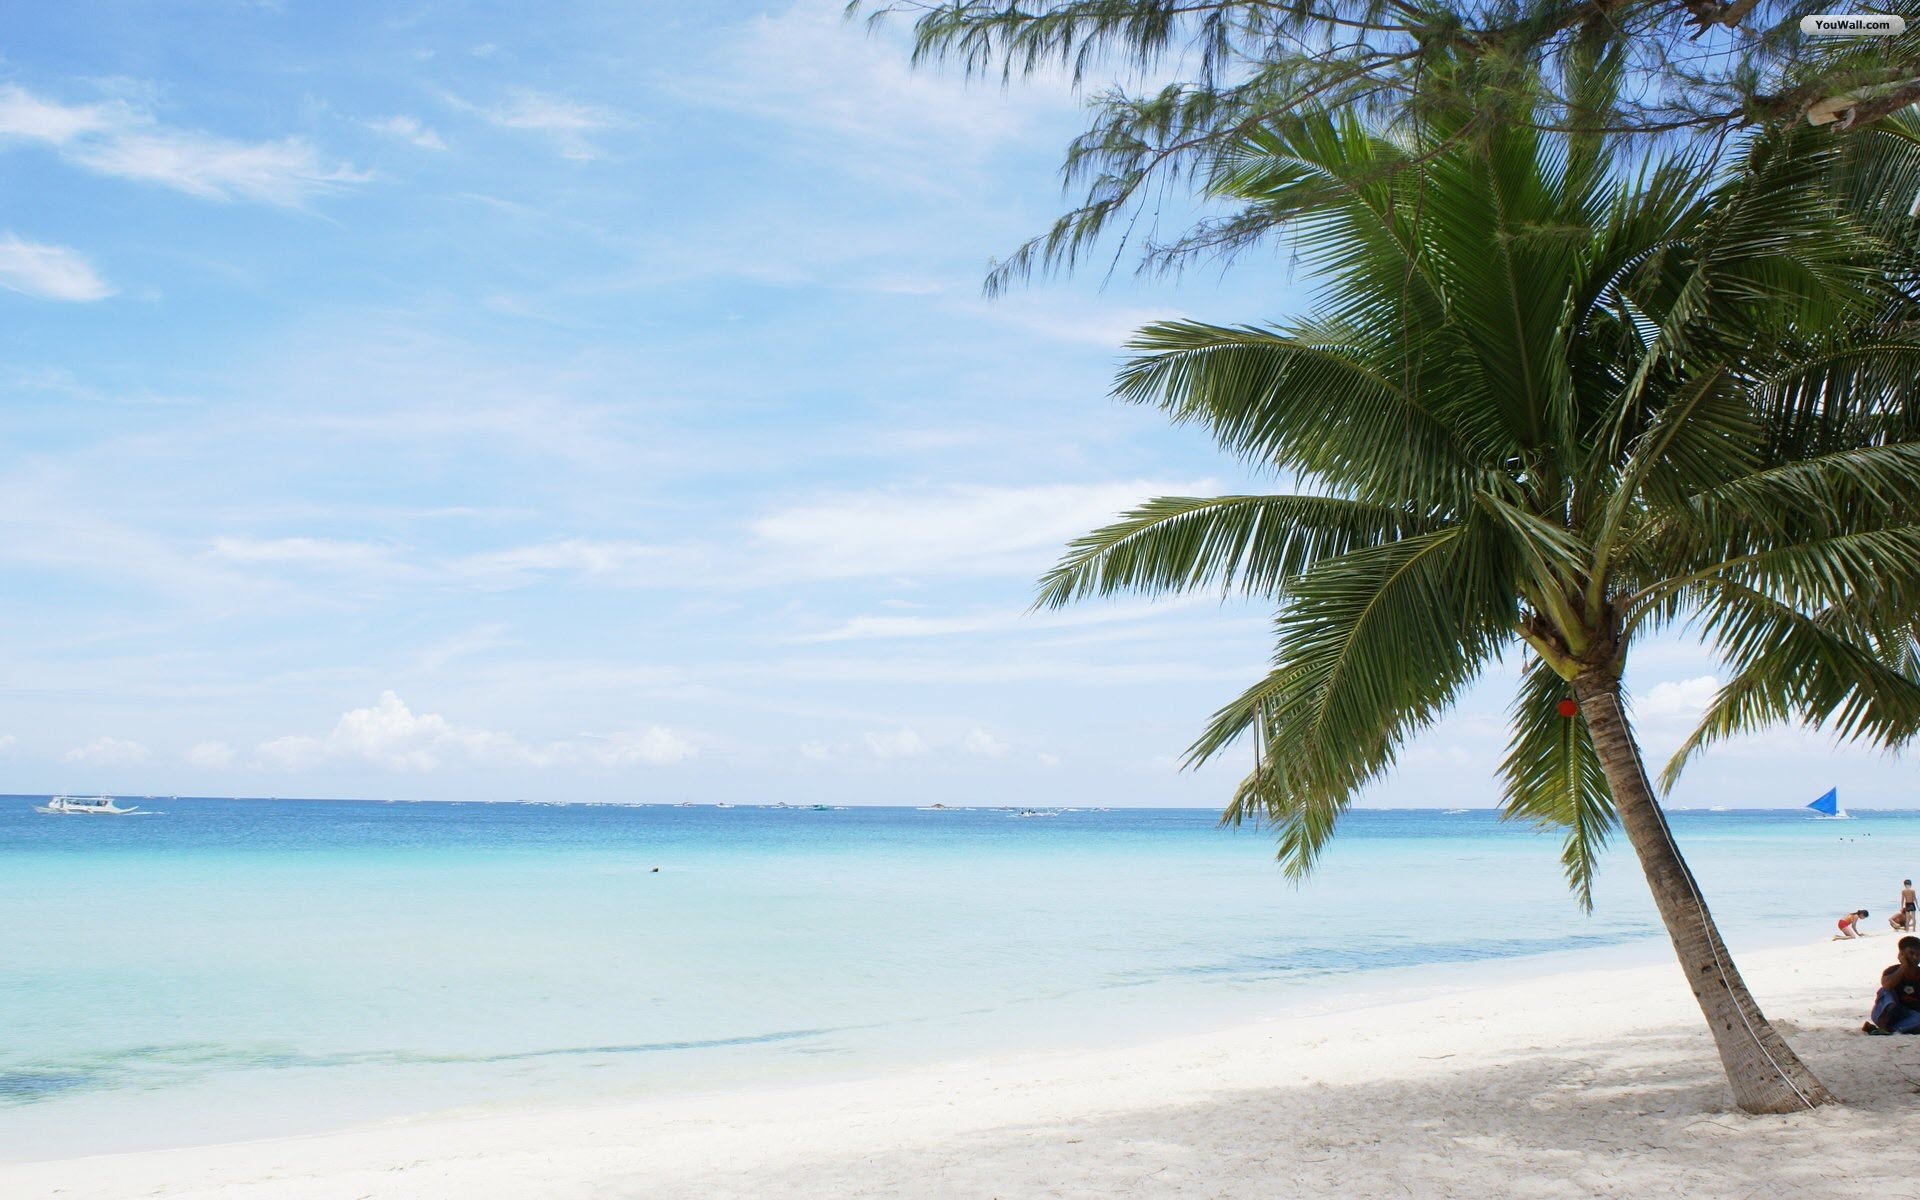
[1806,787,1849,820]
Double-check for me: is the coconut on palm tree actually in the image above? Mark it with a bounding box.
[1037,103,1920,1112]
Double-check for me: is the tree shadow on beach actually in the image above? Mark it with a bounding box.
[653,994,1920,1200]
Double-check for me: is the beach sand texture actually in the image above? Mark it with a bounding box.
[8,938,1915,1199]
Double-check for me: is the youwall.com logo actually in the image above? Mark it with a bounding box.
[1800,12,1908,34]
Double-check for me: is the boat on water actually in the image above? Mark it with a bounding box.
[1807,787,1849,820]
[35,795,139,815]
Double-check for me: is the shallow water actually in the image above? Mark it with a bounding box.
[0,798,1910,1157]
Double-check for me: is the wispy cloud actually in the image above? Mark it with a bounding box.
[0,235,114,301]
[749,480,1212,582]
[208,536,398,570]
[970,295,1188,349]
[794,597,1214,643]
[445,88,620,161]
[365,114,446,151]
[0,83,368,206]
[448,538,680,585]
[696,4,1073,171]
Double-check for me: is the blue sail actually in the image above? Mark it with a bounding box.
[1807,788,1839,816]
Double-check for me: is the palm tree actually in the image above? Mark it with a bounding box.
[1036,107,1920,1112]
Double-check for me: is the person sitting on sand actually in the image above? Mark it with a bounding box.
[1864,936,1920,1035]
[1834,910,1870,940]
[1892,881,1917,934]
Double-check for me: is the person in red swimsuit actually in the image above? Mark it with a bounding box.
[1834,910,1870,940]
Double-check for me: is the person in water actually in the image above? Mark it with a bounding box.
[1891,881,1917,934]
[1864,936,1920,1035]
[1834,910,1870,940]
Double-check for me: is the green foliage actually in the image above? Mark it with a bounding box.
[1028,100,1920,894]
[1502,658,1614,909]
[858,0,1920,290]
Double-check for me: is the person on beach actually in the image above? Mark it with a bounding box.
[1834,910,1870,939]
[1864,936,1920,1034]
[1891,881,1917,933]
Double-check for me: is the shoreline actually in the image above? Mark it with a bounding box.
[9,936,1916,1199]
[0,922,1742,1162]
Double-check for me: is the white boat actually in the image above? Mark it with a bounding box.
[35,795,139,815]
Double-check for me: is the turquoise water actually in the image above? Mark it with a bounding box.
[1,798,1912,1158]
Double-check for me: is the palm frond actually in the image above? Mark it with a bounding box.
[1500,658,1615,910]
[1033,493,1425,608]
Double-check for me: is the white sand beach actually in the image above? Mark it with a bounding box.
[9,938,1915,1200]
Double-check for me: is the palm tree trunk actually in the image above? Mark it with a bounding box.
[1572,671,1836,1114]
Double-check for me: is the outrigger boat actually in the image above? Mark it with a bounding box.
[1806,787,1849,820]
[34,795,139,815]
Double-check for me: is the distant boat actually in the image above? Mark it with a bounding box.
[35,795,138,815]
[1708,805,1732,812]
[1807,788,1849,819]
[712,802,732,809]
[1013,808,1058,818]
[1443,808,1470,815]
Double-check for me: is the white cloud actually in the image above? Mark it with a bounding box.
[256,734,328,771]
[365,114,446,151]
[580,727,695,766]
[0,733,16,756]
[209,536,396,569]
[0,83,367,206]
[755,654,1249,686]
[865,728,929,758]
[798,741,837,762]
[972,296,1188,349]
[796,597,1212,643]
[1638,675,1721,726]
[256,691,694,773]
[701,4,1072,167]
[450,538,674,584]
[453,88,619,161]
[961,728,1010,758]
[67,130,370,204]
[65,735,149,765]
[750,480,1211,582]
[0,85,114,141]
[186,740,236,768]
[0,236,114,301]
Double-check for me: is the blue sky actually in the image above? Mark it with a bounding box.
[0,1,1908,808]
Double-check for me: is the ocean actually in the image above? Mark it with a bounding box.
[1,798,1909,1158]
